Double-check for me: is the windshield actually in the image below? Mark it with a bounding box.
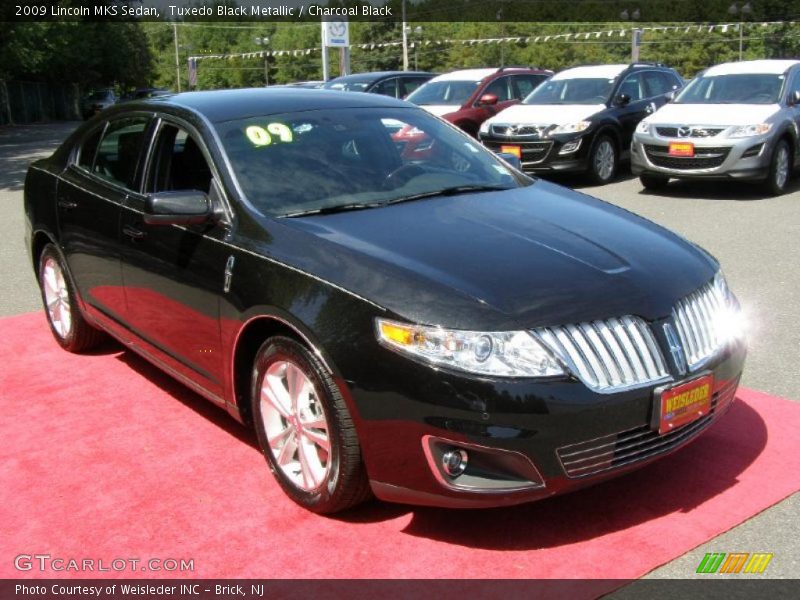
[322,81,370,92]
[217,107,527,217]
[674,73,785,104]
[524,78,613,105]
[406,80,480,106]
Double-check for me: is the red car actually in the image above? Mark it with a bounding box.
[405,67,552,137]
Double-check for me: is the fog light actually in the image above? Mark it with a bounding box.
[442,448,468,477]
[559,139,582,155]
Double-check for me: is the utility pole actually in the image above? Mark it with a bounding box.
[172,23,181,92]
[401,0,409,71]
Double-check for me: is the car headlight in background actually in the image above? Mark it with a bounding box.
[728,123,772,138]
[550,121,591,135]
[376,318,565,377]
[636,120,651,134]
[479,121,491,135]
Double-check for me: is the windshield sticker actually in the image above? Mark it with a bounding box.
[246,123,294,147]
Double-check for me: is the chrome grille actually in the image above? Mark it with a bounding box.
[490,124,546,137]
[672,279,729,370]
[535,316,669,393]
[557,377,739,478]
[656,126,724,138]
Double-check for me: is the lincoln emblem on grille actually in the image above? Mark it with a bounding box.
[663,322,688,375]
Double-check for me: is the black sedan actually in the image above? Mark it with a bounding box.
[24,89,746,513]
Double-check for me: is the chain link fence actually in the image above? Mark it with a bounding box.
[0,81,82,125]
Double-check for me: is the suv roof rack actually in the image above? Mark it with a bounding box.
[629,62,668,68]
[497,65,542,72]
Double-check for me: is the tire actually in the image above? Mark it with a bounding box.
[588,135,618,185]
[251,336,371,513]
[640,173,670,190]
[38,244,106,352]
[763,139,792,196]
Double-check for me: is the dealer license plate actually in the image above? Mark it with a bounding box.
[657,374,713,435]
[668,142,695,157]
[500,145,521,158]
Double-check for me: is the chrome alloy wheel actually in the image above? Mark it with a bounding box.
[42,257,72,339]
[594,139,616,181]
[775,144,790,190]
[260,360,331,491]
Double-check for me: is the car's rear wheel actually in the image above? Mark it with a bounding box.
[251,336,371,513]
[38,244,106,352]
[640,173,670,190]
[589,135,618,185]
[764,139,792,195]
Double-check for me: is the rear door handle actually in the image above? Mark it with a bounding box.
[57,199,77,210]
[122,225,146,240]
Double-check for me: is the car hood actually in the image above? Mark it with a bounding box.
[487,103,605,126]
[646,102,781,126]
[419,104,459,118]
[268,180,717,331]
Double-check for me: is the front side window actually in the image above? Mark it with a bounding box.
[217,107,527,217]
[148,124,213,194]
[617,74,644,102]
[675,73,786,104]
[524,77,614,105]
[372,78,399,98]
[513,75,548,99]
[482,77,512,102]
[406,80,481,106]
[92,117,150,190]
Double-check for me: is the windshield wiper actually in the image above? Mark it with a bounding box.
[281,202,383,218]
[385,185,512,206]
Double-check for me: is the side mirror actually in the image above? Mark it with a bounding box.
[478,93,499,106]
[496,152,522,170]
[664,90,676,103]
[614,93,631,107]
[143,190,213,226]
[788,90,800,106]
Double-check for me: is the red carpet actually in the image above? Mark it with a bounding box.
[2,312,799,582]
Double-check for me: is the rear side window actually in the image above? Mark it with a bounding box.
[77,125,105,170]
[93,117,150,190]
[372,78,399,98]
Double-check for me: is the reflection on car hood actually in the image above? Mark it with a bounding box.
[419,105,459,118]
[271,181,716,330]
[487,103,605,127]
[647,102,781,126]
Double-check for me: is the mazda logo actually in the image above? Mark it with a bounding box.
[678,126,692,138]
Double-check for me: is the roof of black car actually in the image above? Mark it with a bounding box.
[325,71,435,83]
[138,87,411,123]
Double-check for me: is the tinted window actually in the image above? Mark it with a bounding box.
[675,73,785,104]
[483,77,512,102]
[401,77,430,98]
[642,71,672,97]
[618,73,644,101]
[217,107,523,217]
[149,124,212,194]
[513,75,547,99]
[93,117,150,190]
[406,80,481,106]
[372,78,399,98]
[77,125,105,170]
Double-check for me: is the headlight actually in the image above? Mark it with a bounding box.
[375,318,565,378]
[550,121,591,135]
[479,120,491,135]
[728,123,772,138]
[712,271,746,343]
[636,120,651,134]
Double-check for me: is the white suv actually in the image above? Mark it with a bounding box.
[632,59,800,195]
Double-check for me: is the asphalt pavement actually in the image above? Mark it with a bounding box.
[1,122,797,579]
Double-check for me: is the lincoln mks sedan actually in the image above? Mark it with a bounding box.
[24,89,746,513]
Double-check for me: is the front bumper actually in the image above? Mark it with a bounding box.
[479,132,590,175]
[631,131,773,181]
[351,339,746,508]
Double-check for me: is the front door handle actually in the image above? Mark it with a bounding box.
[57,199,77,210]
[122,225,146,240]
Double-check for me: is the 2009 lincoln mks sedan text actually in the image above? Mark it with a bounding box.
[24,89,746,513]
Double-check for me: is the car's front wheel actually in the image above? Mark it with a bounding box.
[38,244,106,352]
[251,336,371,513]
[764,139,792,195]
[588,135,618,185]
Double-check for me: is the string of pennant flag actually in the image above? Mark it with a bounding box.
[188,20,798,62]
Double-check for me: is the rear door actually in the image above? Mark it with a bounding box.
[57,115,152,326]
[120,117,232,399]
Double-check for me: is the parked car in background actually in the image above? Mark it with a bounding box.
[282,81,324,89]
[632,59,800,195]
[406,67,552,137]
[120,88,172,102]
[80,89,117,119]
[25,88,745,513]
[479,63,683,183]
[322,71,436,99]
